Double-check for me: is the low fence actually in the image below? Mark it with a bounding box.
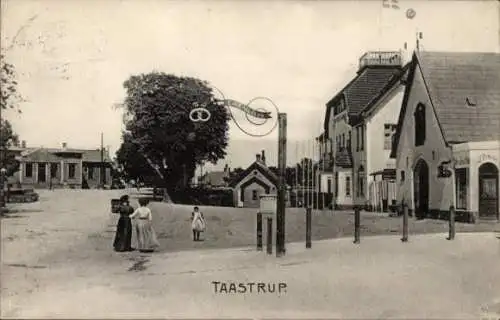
[169,187,234,207]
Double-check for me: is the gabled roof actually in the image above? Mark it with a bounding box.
[16,147,112,163]
[358,63,410,121]
[228,160,278,188]
[324,66,404,134]
[391,51,500,157]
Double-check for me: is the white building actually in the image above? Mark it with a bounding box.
[321,51,407,210]
[391,51,500,222]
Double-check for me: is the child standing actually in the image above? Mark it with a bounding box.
[191,206,206,241]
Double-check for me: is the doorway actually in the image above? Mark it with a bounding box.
[38,163,46,183]
[413,159,429,219]
[478,162,499,220]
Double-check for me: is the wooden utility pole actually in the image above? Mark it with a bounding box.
[276,113,287,256]
[100,132,105,188]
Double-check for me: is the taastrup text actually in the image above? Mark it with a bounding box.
[212,281,287,294]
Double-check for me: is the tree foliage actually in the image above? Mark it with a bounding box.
[0,54,22,173]
[116,72,230,191]
[0,54,22,112]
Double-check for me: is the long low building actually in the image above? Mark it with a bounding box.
[6,142,113,189]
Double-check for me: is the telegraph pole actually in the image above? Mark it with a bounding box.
[100,132,105,188]
[276,113,287,256]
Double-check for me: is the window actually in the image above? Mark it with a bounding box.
[88,166,94,179]
[335,172,339,197]
[68,163,76,179]
[356,127,360,152]
[342,134,345,150]
[25,163,33,177]
[50,163,58,178]
[347,131,352,151]
[384,123,397,150]
[455,168,468,209]
[360,125,365,151]
[252,190,258,200]
[400,170,405,182]
[345,176,351,197]
[327,178,332,194]
[414,103,426,146]
[357,166,365,197]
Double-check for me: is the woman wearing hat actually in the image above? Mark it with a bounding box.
[113,195,135,252]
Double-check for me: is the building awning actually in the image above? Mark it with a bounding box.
[370,168,396,180]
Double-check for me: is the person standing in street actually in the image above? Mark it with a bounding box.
[113,195,135,252]
[130,198,160,252]
[191,206,206,241]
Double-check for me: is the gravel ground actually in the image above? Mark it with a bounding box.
[1,189,499,318]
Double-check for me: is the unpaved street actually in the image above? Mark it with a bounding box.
[1,190,500,318]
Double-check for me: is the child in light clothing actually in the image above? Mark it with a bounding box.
[191,206,206,241]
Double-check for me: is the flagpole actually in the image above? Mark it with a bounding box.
[309,139,313,209]
[295,141,299,207]
[301,140,305,209]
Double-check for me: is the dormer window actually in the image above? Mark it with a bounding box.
[414,103,426,146]
[466,97,477,107]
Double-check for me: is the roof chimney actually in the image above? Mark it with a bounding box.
[261,150,266,165]
[62,142,67,149]
[256,154,261,163]
[21,140,26,148]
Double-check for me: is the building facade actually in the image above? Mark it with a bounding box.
[351,63,409,211]
[391,51,500,221]
[13,143,113,189]
[323,51,405,209]
[229,151,279,208]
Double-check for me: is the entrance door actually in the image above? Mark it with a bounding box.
[478,163,499,219]
[38,163,46,183]
[413,159,429,219]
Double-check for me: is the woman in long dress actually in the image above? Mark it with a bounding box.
[191,206,206,241]
[113,195,134,252]
[129,198,160,252]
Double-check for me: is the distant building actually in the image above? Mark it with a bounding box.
[229,150,289,208]
[391,51,500,221]
[322,51,406,210]
[11,142,113,189]
[198,164,230,188]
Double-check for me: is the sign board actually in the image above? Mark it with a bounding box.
[259,194,277,217]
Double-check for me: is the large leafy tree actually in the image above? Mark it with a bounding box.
[116,72,229,194]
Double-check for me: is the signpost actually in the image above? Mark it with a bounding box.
[260,194,277,255]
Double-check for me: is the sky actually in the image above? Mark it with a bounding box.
[1,0,499,173]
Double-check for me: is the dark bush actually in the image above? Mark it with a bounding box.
[169,187,234,207]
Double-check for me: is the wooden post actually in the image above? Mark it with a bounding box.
[276,113,287,257]
[353,206,360,244]
[257,211,263,250]
[306,207,312,248]
[401,202,409,242]
[447,205,456,240]
[267,217,273,255]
